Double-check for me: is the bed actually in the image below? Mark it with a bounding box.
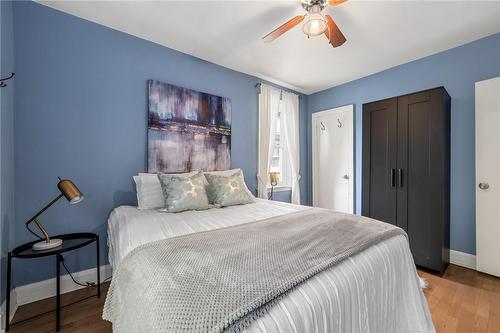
[104,199,434,333]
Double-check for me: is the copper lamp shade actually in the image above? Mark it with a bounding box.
[57,178,84,204]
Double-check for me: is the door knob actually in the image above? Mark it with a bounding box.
[343,175,349,180]
[479,183,490,190]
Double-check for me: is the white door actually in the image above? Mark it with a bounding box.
[312,105,354,213]
[476,77,500,277]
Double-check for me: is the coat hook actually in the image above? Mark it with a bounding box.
[0,73,15,88]
[337,118,343,128]
[320,121,326,131]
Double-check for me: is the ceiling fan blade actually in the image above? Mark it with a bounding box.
[262,15,304,42]
[328,0,348,6]
[324,15,346,47]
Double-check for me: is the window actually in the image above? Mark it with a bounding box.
[268,110,292,189]
[258,83,300,204]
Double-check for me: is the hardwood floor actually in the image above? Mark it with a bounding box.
[8,265,500,333]
[8,284,111,333]
[420,265,500,333]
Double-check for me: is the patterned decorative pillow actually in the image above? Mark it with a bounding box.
[134,171,198,210]
[157,172,210,213]
[204,170,255,207]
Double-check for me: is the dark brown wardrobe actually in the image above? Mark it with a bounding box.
[362,87,450,274]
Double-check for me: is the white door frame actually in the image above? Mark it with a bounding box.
[475,76,500,277]
[312,105,354,213]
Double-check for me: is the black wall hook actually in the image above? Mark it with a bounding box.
[0,73,15,87]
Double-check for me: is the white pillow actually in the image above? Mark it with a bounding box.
[203,168,241,177]
[133,171,197,210]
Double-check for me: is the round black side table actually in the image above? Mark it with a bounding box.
[5,233,100,332]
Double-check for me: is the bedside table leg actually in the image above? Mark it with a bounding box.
[96,235,100,298]
[56,253,61,332]
[6,252,11,331]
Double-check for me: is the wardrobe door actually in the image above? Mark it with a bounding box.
[362,98,398,225]
[397,89,447,272]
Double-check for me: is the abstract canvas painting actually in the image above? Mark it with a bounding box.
[148,80,231,173]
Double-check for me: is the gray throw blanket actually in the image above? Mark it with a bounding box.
[103,208,406,333]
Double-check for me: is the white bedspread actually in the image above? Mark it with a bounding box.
[107,199,434,333]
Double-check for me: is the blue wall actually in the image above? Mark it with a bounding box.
[307,33,500,255]
[1,0,16,306]
[11,1,308,287]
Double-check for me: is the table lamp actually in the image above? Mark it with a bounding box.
[268,172,280,200]
[25,177,84,251]
[269,172,280,187]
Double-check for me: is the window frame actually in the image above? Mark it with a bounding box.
[267,110,292,191]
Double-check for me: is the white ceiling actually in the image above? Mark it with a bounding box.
[38,1,500,94]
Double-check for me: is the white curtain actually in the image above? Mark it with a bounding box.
[257,84,280,199]
[281,91,301,205]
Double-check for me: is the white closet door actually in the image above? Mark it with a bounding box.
[476,76,500,277]
[312,105,354,213]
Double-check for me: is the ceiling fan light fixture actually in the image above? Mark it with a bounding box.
[262,0,347,47]
[302,6,327,37]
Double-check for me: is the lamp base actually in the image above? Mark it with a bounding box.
[32,239,63,251]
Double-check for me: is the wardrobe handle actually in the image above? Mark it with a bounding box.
[398,169,403,187]
[390,169,396,187]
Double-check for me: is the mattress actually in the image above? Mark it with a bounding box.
[107,199,434,332]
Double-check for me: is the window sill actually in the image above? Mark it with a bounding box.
[267,186,292,193]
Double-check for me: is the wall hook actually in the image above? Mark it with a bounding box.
[0,73,15,88]
[320,121,326,131]
[337,118,343,128]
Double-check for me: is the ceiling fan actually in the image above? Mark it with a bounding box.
[263,0,348,47]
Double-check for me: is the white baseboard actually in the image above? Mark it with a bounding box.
[450,250,476,270]
[16,264,112,305]
[3,264,111,326]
